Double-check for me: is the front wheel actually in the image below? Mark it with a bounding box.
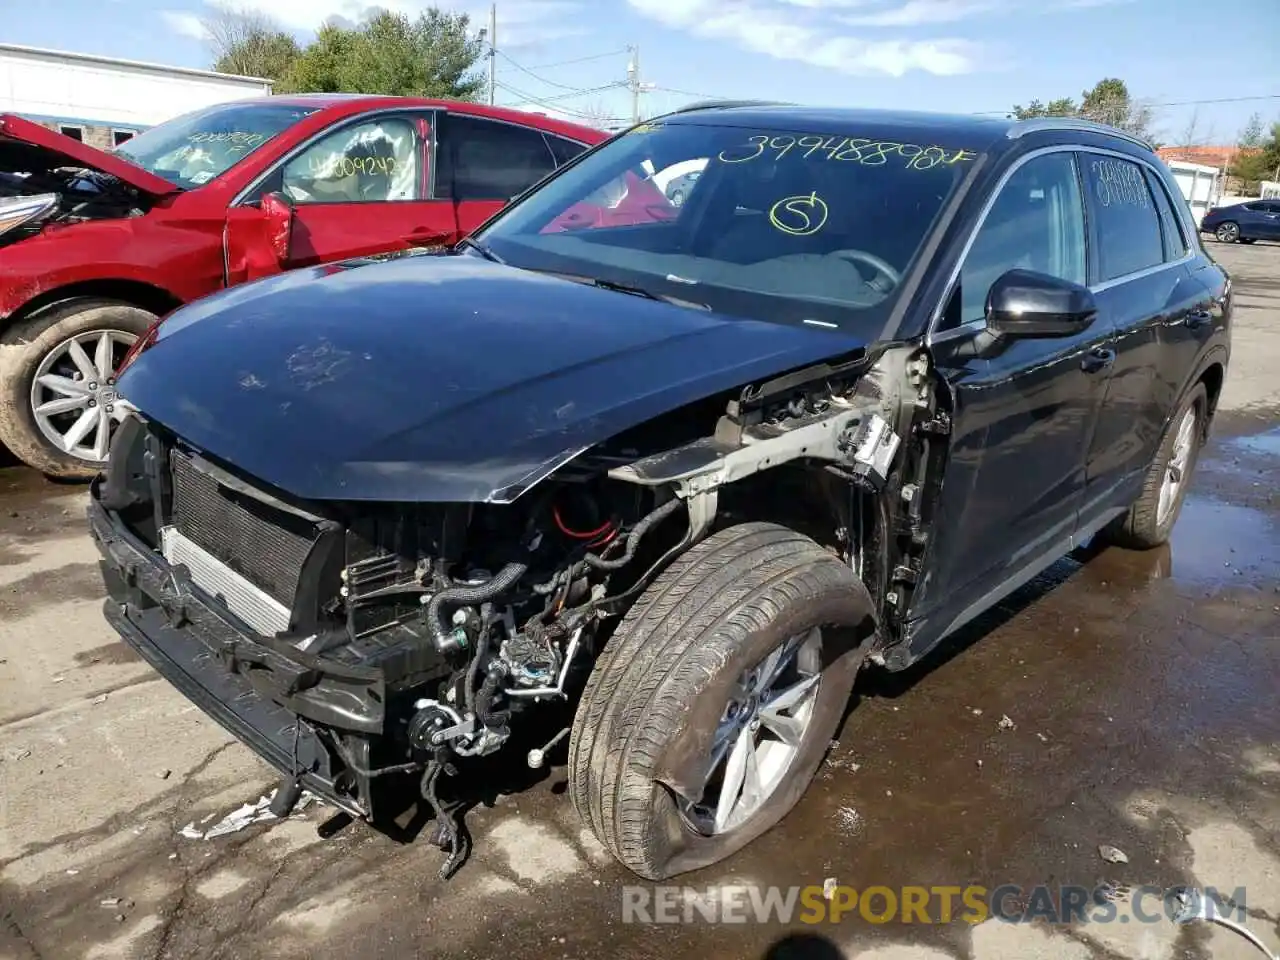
[1100,383,1207,549]
[568,522,875,880]
[1215,222,1240,243]
[0,300,155,478]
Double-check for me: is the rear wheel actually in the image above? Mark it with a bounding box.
[1100,383,1207,549]
[568,521,875,880]
[0,300,155,478]
[1215,222,1240,243]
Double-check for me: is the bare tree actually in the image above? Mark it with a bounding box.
[574,100,620,129]
[201,3,300,80]
[1176,109,1217,149]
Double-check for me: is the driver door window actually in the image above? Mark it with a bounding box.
[227,113,460,274]
[281,118,419,203]
[956,152,1086,326]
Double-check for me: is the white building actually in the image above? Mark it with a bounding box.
[0,43,272,150]
[1164,159,1223,228]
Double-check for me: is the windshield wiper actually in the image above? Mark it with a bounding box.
[553,273,709,310]
[455,235,504,264]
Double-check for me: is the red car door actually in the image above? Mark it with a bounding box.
[433,112,562,235]
[224,110,459,283]
[280,111,456,267]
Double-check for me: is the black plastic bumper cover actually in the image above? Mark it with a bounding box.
[87,489,373,818]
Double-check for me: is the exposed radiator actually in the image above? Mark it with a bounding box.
[169,451,318,607]
[160,526,292,636]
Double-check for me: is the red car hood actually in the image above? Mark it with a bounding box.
[0,113,178,198]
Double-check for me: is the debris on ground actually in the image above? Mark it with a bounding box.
[178,789,320,840]
[91,694,108,705]
[1098,844,1129,864]
[157,769,171,780]
[99,898,122,908]
[971,708,984,716]
[14,749,31,761]
[834,806,863,835]
[976,759,983,769]
[1036,733,1049,742]
[997,714,1016,731]
[823,877,838,900]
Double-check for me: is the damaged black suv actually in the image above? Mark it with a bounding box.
[89,103,1231,881]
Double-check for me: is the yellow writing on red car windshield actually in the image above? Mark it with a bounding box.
[187,131,268,148]
[718,134,978,170]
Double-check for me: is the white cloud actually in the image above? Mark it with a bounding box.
[628,0,981,77]
[839,0,1001,27]
[161,9,212,40]
[160,0,585,49]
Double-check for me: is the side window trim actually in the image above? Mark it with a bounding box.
[929,144,1083,339]
[928,144,1195,344]
[233,108,422,208]
[1140,165,1188,262]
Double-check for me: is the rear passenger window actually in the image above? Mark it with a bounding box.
[1083,156,1164,282]
[1143,168,1188,262]
[436,115,557,202]
[546,135,589,166]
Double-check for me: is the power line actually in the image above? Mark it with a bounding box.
[494,48,602,93]
[496,79,626,104]
[494,80,627,120]
[651,84,727,101]
[508,49,629,71]
[972,93,1280,117]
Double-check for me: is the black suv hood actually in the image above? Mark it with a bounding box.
[119,255,866,503]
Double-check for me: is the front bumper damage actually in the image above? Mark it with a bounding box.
[87,484,391,820]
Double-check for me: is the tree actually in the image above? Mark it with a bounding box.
[1229,119,1280,191]
[202,4,300,81]
[1010,78,1157,142]
[283,9,485,99]
[1238,112,1264,149]
[1176,109,1214,149]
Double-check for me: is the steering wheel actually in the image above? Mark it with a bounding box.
[830,249,903,294]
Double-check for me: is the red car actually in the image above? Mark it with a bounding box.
[0,95,608,477]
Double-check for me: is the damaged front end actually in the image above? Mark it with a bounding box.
[0,116,168,250]
[88,341,939,875]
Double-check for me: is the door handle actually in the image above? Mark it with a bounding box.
[1080,347,1116,374]
[1185,309,1213,330]
[405,228,449,245]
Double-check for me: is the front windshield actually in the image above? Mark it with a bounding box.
[115,102,320,189]
[476,118,984,331]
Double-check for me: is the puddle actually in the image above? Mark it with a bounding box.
[1229,426,1280,459]
[1168,494,1280,585]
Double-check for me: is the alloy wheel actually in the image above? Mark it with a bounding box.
[679,627,823,835]
[1215,223,1239,242]
[29,329,138,463]
[1157,404,1198,527]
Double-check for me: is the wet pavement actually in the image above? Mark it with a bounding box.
[1,242,1278,960]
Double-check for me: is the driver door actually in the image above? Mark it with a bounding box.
[904,149,1119,654]
[224,111,453,283]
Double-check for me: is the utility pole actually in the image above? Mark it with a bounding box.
[487,3,497,106]
[627,45,640,124]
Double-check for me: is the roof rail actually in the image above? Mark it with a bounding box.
[665,99,794,116]
[1006,116,1153,150]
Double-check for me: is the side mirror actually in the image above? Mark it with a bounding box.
[259,191,295,263]
[985,268,1097,339]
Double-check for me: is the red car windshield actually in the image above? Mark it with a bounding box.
[114,102,320,189]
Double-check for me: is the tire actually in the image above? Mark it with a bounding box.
[1215,222,1240,243]
[0,299,156,479]
[1100,382,1207,550]
[568,521,875,880]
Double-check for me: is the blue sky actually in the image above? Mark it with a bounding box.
[9,0,1280,140]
